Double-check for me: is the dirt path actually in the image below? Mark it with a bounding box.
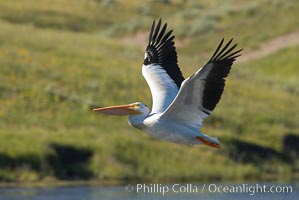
[121,31,189,48]
[122,29,299,62]
[237,29,299,63]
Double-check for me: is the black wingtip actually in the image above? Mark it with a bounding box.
[144,19,185,88]
[148,20,156,45]
[209,38,224,62]
[209,38,242,63]
[158,18,162,24]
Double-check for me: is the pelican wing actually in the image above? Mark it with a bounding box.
[161,38,242,128]
[142,19,184,114]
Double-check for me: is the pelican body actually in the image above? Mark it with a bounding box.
[93,19,242,148]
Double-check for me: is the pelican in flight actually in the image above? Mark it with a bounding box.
[93,19,242,148]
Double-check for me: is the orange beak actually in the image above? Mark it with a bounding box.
[93,104,141,116]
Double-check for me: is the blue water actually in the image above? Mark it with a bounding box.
[0,183,297,200]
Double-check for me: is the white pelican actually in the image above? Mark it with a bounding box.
[93,19,242,148]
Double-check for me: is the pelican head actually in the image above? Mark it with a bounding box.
[93,102,150,116]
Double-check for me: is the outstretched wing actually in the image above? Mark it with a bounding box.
[142,19,184,114]
[161,38,242,128]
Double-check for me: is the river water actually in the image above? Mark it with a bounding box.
[0,182,297,200]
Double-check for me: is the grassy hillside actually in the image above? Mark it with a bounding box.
[0,0,299,183]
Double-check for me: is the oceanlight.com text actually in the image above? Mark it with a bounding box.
[124,183,293,196]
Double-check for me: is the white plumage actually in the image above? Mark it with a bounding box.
[93,19,242,148]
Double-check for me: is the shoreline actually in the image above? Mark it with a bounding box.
[1,175,298,188]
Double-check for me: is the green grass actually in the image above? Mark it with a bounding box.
[0,0,298,183]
